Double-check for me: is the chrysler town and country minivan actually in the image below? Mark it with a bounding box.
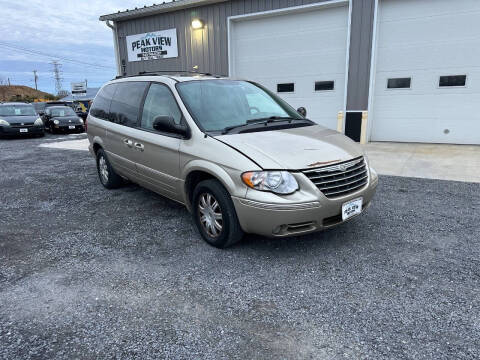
[87,74,378,248]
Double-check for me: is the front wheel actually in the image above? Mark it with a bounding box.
[192,179,244,248]
[96,149,123,189]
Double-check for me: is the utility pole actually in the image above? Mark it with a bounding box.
[33,70,38,90]
[50,60,63,95]
[85,79,88,88]
[8,77,11,86]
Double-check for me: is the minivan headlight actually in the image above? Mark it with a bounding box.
[0,119,10,126]
[242,171,299,194]
[34,118,43,126]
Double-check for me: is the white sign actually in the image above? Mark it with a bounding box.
[71,82,87,96]
[126,29,178,62]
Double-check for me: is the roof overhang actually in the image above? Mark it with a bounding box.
[99,0,228,22]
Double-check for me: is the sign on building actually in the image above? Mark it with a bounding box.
[71,82,87,97]
[126,29,178,62]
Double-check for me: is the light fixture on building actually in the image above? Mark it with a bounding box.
[191,19,204,29]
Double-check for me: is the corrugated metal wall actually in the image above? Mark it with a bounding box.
[346,0,375,110]
[115,0,375,110]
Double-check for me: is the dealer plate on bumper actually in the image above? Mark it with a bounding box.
[19,128,28,133]
[68,125,75,129]
[342,197,363,221]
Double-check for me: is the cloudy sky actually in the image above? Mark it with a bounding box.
[0,0,169,94]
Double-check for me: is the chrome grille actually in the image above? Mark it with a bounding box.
[303,157,368,198]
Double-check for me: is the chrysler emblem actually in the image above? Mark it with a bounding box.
[338,164,348,171]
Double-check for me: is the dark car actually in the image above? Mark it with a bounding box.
[32,102,47,116]
[0,102,45,138]
[42,106,84,134]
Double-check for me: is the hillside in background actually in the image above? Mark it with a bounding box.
[0,85,57,102]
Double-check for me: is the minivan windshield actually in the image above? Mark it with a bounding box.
[0,105,37,116]
[176,80,303,132]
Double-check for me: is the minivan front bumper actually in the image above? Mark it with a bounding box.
[232,169,378,237]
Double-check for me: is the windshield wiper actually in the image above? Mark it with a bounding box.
[222,116,301,134]
[246,116,300,124]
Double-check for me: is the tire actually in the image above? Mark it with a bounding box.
[96,149,123,189]
[50,124,55,134]
[192,179,244,248]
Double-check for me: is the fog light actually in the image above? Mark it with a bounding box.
[191,19,204,29]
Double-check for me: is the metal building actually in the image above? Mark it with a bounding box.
[100,0,480,145]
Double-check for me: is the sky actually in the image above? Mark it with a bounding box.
[0,0,170,95]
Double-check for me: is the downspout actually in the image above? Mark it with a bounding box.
[105,20,121,76]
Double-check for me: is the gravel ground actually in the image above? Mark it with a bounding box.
[0,134,479,359]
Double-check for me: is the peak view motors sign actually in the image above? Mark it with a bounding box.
[126,29,178,62]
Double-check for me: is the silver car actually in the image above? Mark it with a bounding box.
[87,74,378,248]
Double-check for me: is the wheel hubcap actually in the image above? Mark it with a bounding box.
[198,193,223,238]
[99,156,109,183]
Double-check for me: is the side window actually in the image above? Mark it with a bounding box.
[90,84,116,120]
[109,82,148,127]
[141,83,182,130]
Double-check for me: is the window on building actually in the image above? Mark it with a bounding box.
[315,81,335,91]
[141,83,182,131]
[387,78,411,89]
[109,82,148,127]
[277,83,294,93]
[90,84,117,120]
[439,75,467,87]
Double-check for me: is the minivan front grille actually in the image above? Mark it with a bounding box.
[302,157,368,199]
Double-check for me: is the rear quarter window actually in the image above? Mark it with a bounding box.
[90,84,117,120]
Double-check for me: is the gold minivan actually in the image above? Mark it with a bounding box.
[87,74,378,248]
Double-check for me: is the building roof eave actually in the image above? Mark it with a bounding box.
[99,0,228,22]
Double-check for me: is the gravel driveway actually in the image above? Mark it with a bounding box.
[1,134,479,359]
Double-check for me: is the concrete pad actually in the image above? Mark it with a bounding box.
[39,138,89,151]
[364,142,480,183]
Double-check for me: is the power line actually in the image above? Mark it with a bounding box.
[0,41,114,70]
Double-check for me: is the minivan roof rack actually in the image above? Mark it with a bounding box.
[114,70,223,80]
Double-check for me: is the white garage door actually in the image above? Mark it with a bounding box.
[371,0,480,144]
[229,4,349,129]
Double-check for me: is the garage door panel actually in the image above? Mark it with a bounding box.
[377,42,480,71]
[372,0,480,144]
[230,5,348,129]
[235,52,347,77]
[381,0,480,21]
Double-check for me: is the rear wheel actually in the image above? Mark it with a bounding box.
[192,179,244,248]
[96,149,123,189]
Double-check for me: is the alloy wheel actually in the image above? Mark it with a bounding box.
[198,192,223,237]
[99,156,109,184]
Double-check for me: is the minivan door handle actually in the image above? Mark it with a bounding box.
[134,142,144,152]
[123,138,133,148]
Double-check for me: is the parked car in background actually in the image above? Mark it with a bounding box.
[32,102,47,116]
[42,106,84,134]
[87,75,378,248]
[0,102,44,138]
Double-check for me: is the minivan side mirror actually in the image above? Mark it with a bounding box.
[297,107,307,117]
[152,115,189,138]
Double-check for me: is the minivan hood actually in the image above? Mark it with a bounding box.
[215,125,364,170]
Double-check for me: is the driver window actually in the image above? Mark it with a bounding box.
[141,83,182,131]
